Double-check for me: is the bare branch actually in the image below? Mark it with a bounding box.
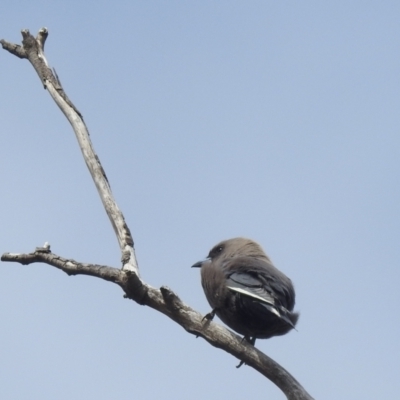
[1,29,137,273]
[1,246,313,400]
[1,29,314,400]
[0,39,27,58]
[1,249,121,284]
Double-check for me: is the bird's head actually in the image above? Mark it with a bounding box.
[191,237,270,269]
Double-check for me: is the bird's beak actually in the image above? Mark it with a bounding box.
[191,257,210,268]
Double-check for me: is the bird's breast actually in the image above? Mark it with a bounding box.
[200,261,227,309]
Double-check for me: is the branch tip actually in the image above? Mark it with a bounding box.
[36,27,48,50]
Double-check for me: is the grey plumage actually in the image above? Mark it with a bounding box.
[192,238,299,346]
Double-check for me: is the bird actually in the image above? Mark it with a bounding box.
[192,238,299,348]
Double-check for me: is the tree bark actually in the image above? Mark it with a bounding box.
[1,29,314,400]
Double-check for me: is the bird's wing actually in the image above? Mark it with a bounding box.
[223,257,294,327]
[223,256,296,310]
[226,272,282,318]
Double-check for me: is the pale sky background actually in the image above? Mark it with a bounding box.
[1,2,399,399]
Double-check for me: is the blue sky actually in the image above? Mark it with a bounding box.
[1,2,399,399]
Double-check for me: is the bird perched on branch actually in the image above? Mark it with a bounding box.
[192,238,299,347]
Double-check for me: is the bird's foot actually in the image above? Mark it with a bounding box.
[236,337,256,368]
[240,336,256,346]
[202,309,216,322]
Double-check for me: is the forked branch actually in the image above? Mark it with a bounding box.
[1,29,314,400]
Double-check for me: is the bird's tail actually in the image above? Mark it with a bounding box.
[287,311,300,329]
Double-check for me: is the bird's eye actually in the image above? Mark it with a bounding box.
[213,246,223,255]
[208,245,224,258]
